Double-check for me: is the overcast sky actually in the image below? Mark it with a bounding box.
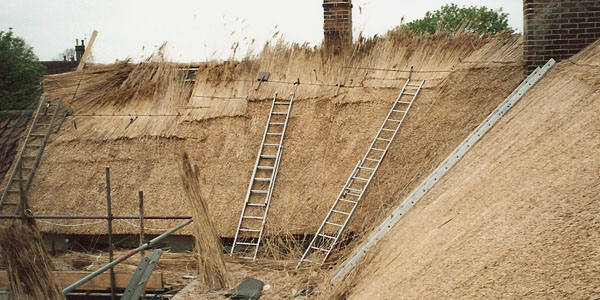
[0,0,522,63]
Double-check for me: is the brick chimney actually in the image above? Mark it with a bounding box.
[323,0,353,51]
[523,0,600,73]
[75,39,86,62]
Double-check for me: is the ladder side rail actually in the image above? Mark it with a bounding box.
[231,93,278,255]
[268,93,294,202]
[300,80,420,267]
[332,60,554,283]
[253,145,283,260]
[320,165,363,264]
[25,98,62,192]
[297,160,361,268]
[364,79,424,182]
[334,80,423,239]
[0,97,45,204]
[251,93,294,258]
[276,92,294,148]
[360,79,410,164]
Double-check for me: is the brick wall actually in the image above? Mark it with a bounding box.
[524,0,600,73]
[323,0,353,51]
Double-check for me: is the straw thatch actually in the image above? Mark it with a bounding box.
[14,30,524,244]
[337,41,600,299]
[179,152,230,290]
[0,221,65,300]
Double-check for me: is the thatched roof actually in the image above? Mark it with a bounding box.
[3,30,525,237]
[341,40,600,299]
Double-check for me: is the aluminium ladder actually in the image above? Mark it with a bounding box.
[0,98,62,216]
[230,92,294,259]
[297,79,424,268]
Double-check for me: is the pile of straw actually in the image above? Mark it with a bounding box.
[0,221,65,300]
[179,152,230,290]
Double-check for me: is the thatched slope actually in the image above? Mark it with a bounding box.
[14,31,524,237]
[343,42,600,299]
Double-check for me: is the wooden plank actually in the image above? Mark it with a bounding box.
[0,270,163,290]
[76,30,98,71]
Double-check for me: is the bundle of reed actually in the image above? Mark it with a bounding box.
[0,221,65,300]
[178,152,230,290]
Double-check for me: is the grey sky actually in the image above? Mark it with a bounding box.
[1,0,523,63]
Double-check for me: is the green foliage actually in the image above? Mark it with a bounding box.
[0,30,44,111]
[405,4,510,35]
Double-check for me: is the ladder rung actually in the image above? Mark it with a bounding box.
[392,110,406,113]
[403,92,416,96]
[371,148,386,151]
[318,233,336,239]
[365,158,379,162]
[269,122,285,125]
[339,198,358,204]
[311,246,329,252]
[382,128,395,132]
[254,178,271,182]
[352,177,369,182]
[346,188,362,193]
[358,166,375,171]
[266,133,282,135]
[251,190,268,194]
[274,102,291,105]
[240,228,261,232]
[247,203,266,207]
[257,166,274,170]
[376,137,392,142]
[260,155,276,159]
[243,216,264,220]
[325,221,343,227]
[300,258,316,264]
[30,133,46,137]
[271,112,287,115]
[332,209,350,215]
[263,143,280,146]
[236,242,259,246]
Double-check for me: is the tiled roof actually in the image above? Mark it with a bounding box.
[0,111,32,183]
[40,61,78,75]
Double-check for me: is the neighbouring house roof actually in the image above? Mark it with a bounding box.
[39,61,79,75]
[0,111,32,183]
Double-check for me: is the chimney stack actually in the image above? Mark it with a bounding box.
[323,0,353,52]
[75,39,86,62]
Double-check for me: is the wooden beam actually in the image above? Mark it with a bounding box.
[0,271,163,290]
[76,30,98,71]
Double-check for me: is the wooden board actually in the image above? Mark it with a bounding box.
[76,30,98,71]
[0,271,163,290]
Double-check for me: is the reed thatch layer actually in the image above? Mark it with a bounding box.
[22,31,522,242]
[0,222,65,300]
[39,31,520,142]
[338,44,600,299]
[179,152,230,290]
